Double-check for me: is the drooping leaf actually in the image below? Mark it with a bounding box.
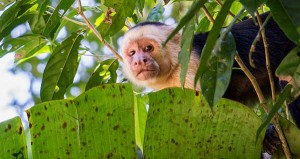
[144,88,264,158]
[0,13,34,41]
[200,31,236,107]
[0,117,27,159]
[42,0,75,38]
[29,14,46,35]
[267,0,300,45]
[256,85,292,141]
[0,0,14,10]
[164,0,207,45]
[276,46,300,98]
[239,0,267,17]
[0,0,24,33]
[0,34,49,61]
[37,0,50,20]
[195,0,234,91]
[136,0,145,15]
[52,8,83,41]
[99,0,135,37]
[85,59,119,91]
[40,31,83,102]
[179,19,195,88]
[146,2,165,22]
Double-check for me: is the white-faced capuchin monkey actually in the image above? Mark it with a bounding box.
[121,13,299,154]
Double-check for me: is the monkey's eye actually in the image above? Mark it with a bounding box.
[144,45,154,52]
[129,50,135,56]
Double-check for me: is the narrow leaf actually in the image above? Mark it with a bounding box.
[85,59,119,91]
[0,13,35,41]
[0,1,23,33]
[0,0,13,10]
[200,31,236,107]
[239,0,267,17]
[164,0,207,45]
[267,0,300,44]
[0,34,48,60]
[136,0,145,15]
[276,46,300,97]
[40,31,83,102]
[195,0,234,89]
[256,85,292,141]
[179,19,195,88]
[42,0,75,37]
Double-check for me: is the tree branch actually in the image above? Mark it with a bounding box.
[77,0,123,62]
[256,11,291,158]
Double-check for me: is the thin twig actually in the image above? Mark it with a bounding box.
[45,11,87,27]
[201,5,214,23]
[77,0,123,62]
[215,0,241,22]
[256,12,276,103]
[234,54,270,112]
[256,11,291,158]
[248,14,271,68]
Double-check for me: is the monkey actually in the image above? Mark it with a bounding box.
[121,13,299,154]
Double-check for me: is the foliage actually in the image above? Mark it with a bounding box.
[1,84,269,158]
[0,0,300,158]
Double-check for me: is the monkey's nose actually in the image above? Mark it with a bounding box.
[134,58,148,66]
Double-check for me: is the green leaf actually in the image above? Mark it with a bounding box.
[239,0,267,16]
[179,19,195,88]
[42,0,75,37]
[279,116,300,157]
[0,13,35,41]
[164,0,207,45]
[0,117,27,159]
[136,0,145,15]
[195,0,234,90]
[29,84,136,158]
[276,46,300,98]
[29,14,46,34]
[99,0,135,37]
[134,94,148,152]
[28,99,80,158]
[75,84,136,158]
[0,34,49,61]
[146,2,165,22]
[85,59,119,91]
[200,31,236,107]
[40,31,83,102]
[256,84,292,141]
[144,88,264,158]
[267,0,300,44]
[0,0,14,10]
[0,0,23,33]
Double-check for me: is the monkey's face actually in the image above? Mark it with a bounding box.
[122,38,161,81]
[121,24,180,88]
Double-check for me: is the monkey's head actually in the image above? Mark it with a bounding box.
[121,22,181,89]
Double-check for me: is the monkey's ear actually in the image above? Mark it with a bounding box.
[163,25,181,44]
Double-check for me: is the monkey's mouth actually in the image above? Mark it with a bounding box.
[136,69,157,80]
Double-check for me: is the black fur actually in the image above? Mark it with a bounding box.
[193,13,299,129]
[132,15,300,129]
